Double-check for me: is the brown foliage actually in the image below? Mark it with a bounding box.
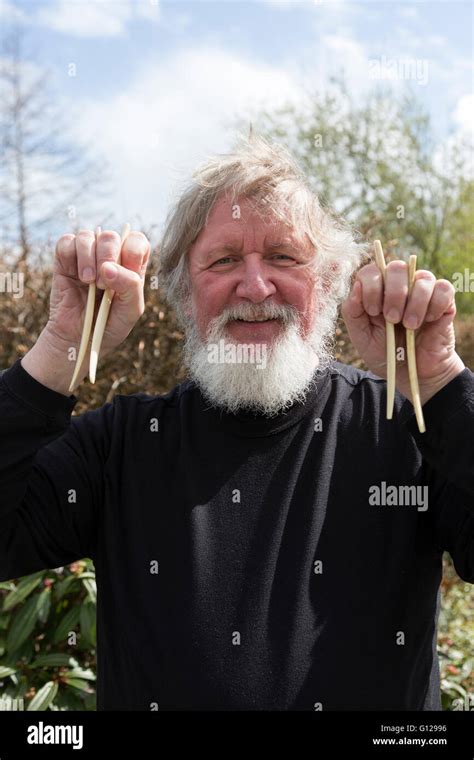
[0,251,472,417]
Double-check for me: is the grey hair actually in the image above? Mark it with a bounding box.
[158,133,369,326]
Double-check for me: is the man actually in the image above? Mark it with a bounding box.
[0,135,472,711]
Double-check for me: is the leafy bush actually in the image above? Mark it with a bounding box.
[439,555,474,711]
[0,560,96,710]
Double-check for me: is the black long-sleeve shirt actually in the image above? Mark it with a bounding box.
[0,357,473,710]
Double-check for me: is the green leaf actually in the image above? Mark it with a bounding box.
[3,573,43,611]
[11,638,34,662]
[0,666,17,678]
[6,596,39,653]
[63,677,93,693]
[82,690,97,711]
[0,613,11,631]
[52,604,80,644]
[81,578,96,604]
[54,572,95,601]
[66,667,95,681]
[80,602,96,646]
[440,679,467,697]
[0,582,15,591]
[27,681,58,711]
[36,587,51,624]
[54,687,84,711]
[54,575,80,600]
[30,654,78,669]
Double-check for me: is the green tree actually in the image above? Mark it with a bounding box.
[438,179,474,314]
[246,79,473,305]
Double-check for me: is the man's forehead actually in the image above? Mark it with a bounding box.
[195,198,310,249]
[198,229,304,250]
[206,194,285,227]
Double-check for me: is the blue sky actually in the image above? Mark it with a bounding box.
[1,0,473,240]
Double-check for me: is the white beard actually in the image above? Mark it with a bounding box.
[182,295,337,418]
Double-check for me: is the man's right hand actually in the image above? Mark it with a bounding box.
[21,229,151,395]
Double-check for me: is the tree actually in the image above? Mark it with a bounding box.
[244,78,472,296]
[0,27,109,265]
[438,179,474,314]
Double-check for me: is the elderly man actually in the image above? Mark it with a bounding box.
[0,136,472,711]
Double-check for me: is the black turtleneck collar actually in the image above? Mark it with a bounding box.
[183,366,332,438]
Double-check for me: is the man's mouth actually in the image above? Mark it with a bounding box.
[225,317,283,342]
[233,317,280,323]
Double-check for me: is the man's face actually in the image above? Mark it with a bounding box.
[182,194,336,416]
[187,195,317,343]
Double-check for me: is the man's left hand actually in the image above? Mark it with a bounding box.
[341,260,465,406]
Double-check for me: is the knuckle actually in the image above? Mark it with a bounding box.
[99,230,121,244]
[56,234,75,255]
[361,262,379,278]
[387,284,408,300]
[125,232,150,256]
[359,264,382,284]
[98,234,121,262]
[76,229,95,238]
[416,269,436,282]
[129,230,148,244]
[437,278,454,292]
[386,260,407,273]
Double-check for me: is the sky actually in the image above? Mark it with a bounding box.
[1,0,473,243]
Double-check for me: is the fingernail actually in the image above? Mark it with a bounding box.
[386,308,400,323]
[405,315,418,329]
[368,305,380,316]
[82,267,95,281]
[103,263,117,279]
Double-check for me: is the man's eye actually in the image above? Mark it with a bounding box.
[212,257,234,266]
[210,254,294,267]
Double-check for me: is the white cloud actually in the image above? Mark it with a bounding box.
[306,32,370,95]
[398,6,418,20]
[453,94,474,136]
[65,46,309,235]
[0,0,26,23]
[260,0,359,13]
[259,0,303,7]
[36,0,160,39]
[433,93,474,180]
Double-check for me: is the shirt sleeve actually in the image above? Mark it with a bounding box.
[406,368,474,582]
[0,357,114,581]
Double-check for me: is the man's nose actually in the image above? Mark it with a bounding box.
[234,256,277,302]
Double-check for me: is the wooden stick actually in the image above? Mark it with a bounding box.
[68,226,101,394]
[406,255,426,433]
[373,240,396,419]
[89,223,131,384]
